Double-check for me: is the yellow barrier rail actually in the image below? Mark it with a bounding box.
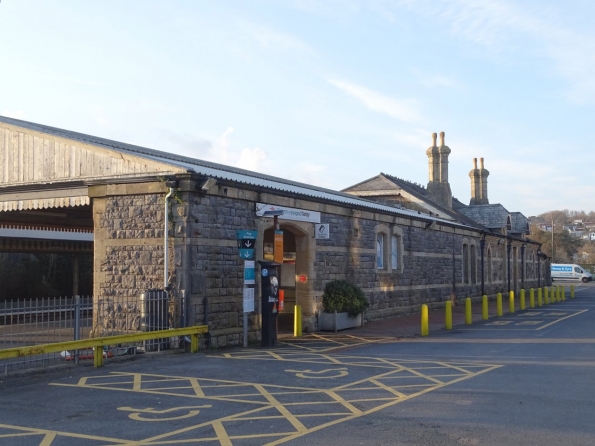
[0,325,209,368]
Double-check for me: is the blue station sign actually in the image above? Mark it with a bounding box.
[236,230,257,259]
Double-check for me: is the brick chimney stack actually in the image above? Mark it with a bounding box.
[426,132,452,208]
[469,157,489,205]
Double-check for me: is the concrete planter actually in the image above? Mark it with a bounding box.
[318,311,362,332]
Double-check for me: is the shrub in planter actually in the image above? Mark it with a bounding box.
[322,280,369,318]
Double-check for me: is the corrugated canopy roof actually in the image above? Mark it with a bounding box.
[0,116,469,227]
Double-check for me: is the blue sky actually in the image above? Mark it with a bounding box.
[2,0,595,216]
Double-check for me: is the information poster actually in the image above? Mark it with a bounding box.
[243,287,255,313]
[274,230,284,263]
[244,260,255,285]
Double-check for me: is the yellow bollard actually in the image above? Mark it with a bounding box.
[94,346,104,368]
[562,286,566,301]
[545,287,549,304]
[482,295,488,320]
[529,288,535,309]
[421,304,429,336]
[497,293,503,316]
[571,285,575,298]
[465,298,472,325]
[445,301,452,330]
[537,287,542,307]
[294,305,302,337]
[520,289,526,311]
[557,286,561,302]
[509,291,515,314]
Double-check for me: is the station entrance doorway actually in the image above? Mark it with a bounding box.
[262,225,308,333]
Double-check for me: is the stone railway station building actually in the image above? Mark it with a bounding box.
[0,116,548,346]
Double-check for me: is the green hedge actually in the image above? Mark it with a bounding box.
[322,280,369,317]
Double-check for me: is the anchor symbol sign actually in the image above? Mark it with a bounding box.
[285,367,349,379]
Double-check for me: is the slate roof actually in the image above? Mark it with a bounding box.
[510,212,530,234]
[457,204,511,230]
[345,173,488,230]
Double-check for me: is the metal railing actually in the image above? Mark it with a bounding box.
[0,290,187,375]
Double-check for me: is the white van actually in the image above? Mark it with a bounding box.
[551,264,593,283]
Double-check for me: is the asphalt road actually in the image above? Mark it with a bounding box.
[1,283,594,445]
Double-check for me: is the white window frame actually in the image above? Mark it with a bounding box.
[376,232,385,270]
[391,226,404,273]
[375,224,403,273]
[462,243,469,284]
[470,243,477,284]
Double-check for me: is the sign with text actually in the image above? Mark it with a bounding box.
[236,230,257,259]
[244,260,255,285]
[243,287,255,313]
[274,230,284,263]
[315,223,330,239]
[256,203,321,223]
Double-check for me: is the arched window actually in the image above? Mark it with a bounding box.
[375,224,403,273]
[487,248,493,284]
[391,235,398,270]
[390,226,404,273]
[376,233,385,269]
[462,243,469,283]
[470,244,477,284]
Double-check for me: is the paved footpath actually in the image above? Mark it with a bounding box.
[1,283,594,445]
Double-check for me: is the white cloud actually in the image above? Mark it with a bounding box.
[328,78,421,122]
[395,0,595,102]
[163,127,275,174]
[237,147,268,171]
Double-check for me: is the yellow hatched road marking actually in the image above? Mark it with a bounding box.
[133,374,142,391]
[212,421,233,446]
[376,358,445,385]
[0,423,130,444]
[325,390,364,416]
[39,432,57,446]
[368,378,408,399]
[537,310,588,330]
[434,362,472,374]
[263,364,503,446]
[128,405,275,445]
[31,353,504,446]
[254,384,308,434]
[189,378,205,398]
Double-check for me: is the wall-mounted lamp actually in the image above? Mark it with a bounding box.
[200,178,217,193]
[425,221,437,230]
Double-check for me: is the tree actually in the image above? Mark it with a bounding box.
[530,227,582,263]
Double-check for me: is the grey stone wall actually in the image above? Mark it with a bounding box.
[180,193,259,348]
[93,182,546,346]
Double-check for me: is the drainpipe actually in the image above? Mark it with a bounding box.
[521,244,526,290]
[164,187,174,290]
[507,239,511,293]
[480,234,486,296]
[537,250,541,288]
[452,227,456,297]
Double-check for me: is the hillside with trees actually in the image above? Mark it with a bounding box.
[529,210,595,263]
